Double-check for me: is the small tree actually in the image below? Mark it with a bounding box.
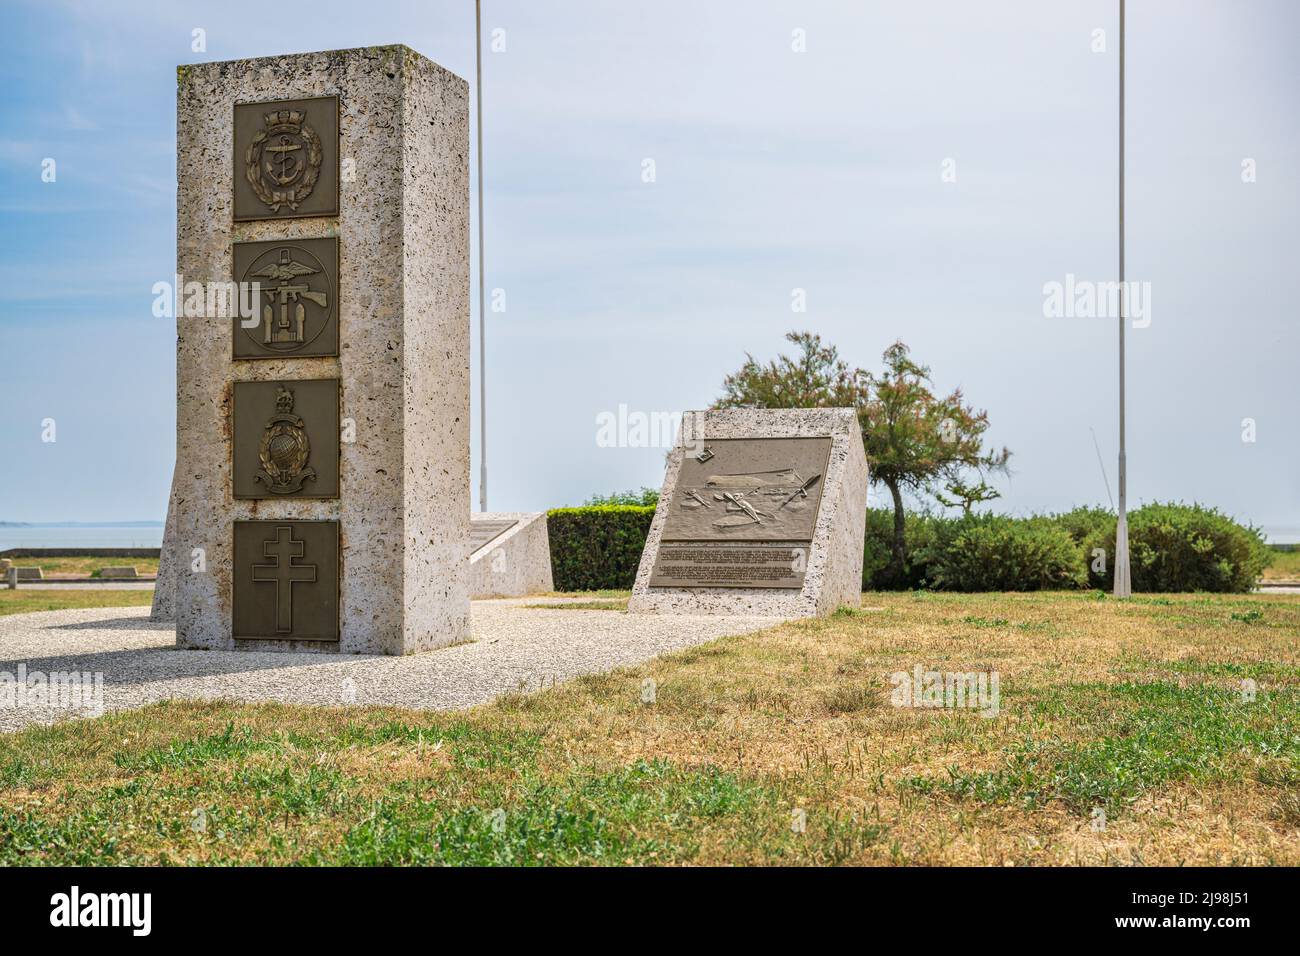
[933,476,1002,516]
[861,342,1009,582]
[714,334,1008,586]
[714,331,864,411]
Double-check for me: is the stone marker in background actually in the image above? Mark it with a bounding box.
[628,408,867,618]
[469,513,554,598]
[169,46,469,654]
[100,567,139,580]
[15,568,43,582]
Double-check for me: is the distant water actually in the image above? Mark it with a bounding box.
[0,525,165,550]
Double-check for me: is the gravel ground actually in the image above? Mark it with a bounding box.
[0,601,780,732]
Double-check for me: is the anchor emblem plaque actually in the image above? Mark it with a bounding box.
[233,95,339,221]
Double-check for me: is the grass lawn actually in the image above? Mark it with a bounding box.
[1,590,1298,865]
[1263,549,1300,584]
[2,556,159,577]
[0,589,155,617]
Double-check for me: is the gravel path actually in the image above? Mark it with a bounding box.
[0,602,780,732]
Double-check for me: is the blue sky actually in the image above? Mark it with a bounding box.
[0,0,1296,535]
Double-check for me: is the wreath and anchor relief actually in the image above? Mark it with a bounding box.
[256,386,317,495]
[245,108,323,213]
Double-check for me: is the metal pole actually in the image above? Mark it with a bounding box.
[1114,0,1132,597]
[475,0,488,513]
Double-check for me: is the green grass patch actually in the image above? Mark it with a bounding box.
[902,681,1300,815]
[0,589,154,617]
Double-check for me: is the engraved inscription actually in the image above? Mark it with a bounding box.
[651,542,808,589]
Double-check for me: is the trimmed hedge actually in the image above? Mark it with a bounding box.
[547,506,656,592]
[545,502,1269,594]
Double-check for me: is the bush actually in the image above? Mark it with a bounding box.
[862,509,960,589]
[583,488,660,507]
[1083,502,1270,593]
[547,506,655,591]
[925,518,1086,592]
[1053,505,1114,545]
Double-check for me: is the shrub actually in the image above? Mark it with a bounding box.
[546,506,655,591]
[583,488,660,507]
[925,518,1086,592]
[1083,502,1270,593]
[1053,505,1114,545]
[862,509,959,589]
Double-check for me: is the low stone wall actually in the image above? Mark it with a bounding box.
[0,548,162,558]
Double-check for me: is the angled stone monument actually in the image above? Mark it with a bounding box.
[469,512,554,598]
[628,408,867,618]
[167,46,470,654]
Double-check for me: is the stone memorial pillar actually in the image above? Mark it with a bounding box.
[628,408,867,618]
[172,46,470,654]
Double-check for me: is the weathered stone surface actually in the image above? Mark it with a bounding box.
[173,46,470,654]
[100,567,139,579]
[627,408,867,618]
[15,568,43,582]
[469,512,554,598]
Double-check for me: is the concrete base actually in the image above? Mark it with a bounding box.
[627,408,867,618]
[470,512,554,598]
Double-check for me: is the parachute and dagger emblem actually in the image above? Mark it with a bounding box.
[248,248,330,347]
[679,467,823,529]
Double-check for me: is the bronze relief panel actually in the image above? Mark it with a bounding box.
[233,520,339,642]
[649,436,833,589]
[233,95,339,221]
[232,236,339,359]
[232,378,339,499]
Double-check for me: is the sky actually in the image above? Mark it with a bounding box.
[0,0,1296,536]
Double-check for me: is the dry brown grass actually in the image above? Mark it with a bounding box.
[1,590,1297,865]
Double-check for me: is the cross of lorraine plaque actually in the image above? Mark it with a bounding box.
[233,520,339,642]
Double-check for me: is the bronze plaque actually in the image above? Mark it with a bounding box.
[233,520,339,642]
[233,95,339,221]
[232,237,338,359]
[648,437,832,589]
[232,379,339,499]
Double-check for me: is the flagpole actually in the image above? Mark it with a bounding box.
[475,0,488,513]
[1114,0,1132,597]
